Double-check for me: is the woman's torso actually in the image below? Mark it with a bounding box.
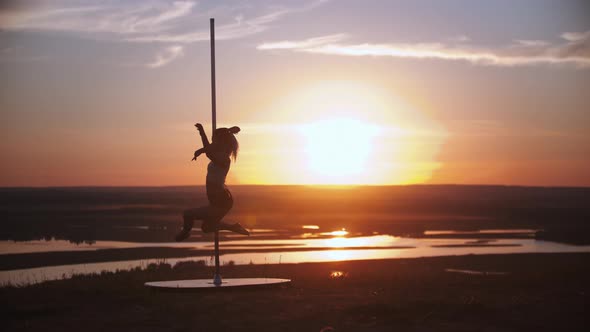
[206,154,231,206]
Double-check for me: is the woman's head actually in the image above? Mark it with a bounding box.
[212,126,240,161]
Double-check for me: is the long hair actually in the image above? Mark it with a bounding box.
[213,126,240,161]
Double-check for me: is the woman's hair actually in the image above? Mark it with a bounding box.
[213,126,240,161]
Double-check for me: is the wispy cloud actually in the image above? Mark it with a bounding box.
[128,1,329,43]
[127,9,292,43]
[0,1,327,41]
[0,1,196,34]
[0,1,328,67]
[257,31,590,68]
[257,34,348,50]
[147,45,184,68]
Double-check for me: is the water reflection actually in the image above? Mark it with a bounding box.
[0,239,210,255]
[329,271,347,279]
[2,230,590,286]
[424,229,538,236]
[322,228,349,237]
[321,235,398,248]
[302,225,320,230]
[0,234,410,255]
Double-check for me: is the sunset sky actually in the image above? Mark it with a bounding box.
[1,0,589,187]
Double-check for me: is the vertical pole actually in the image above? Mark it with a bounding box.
[210,18,222,286]
[210,18,217,132]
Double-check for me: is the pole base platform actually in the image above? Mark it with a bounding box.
[145,278,291,290]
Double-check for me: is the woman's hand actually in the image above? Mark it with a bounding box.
[192,150,201,161]
[195,123,210,147]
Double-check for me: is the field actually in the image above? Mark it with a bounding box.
[3,253,589,331]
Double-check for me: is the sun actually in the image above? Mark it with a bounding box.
[300,118,381,184]
[238,80,447,185]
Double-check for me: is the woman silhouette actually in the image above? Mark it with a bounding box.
[175,123,249,242]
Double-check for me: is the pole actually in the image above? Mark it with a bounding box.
[210,18,222,286]
[210,18,217,132]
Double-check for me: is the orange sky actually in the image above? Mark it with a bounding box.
[1,0,589,187]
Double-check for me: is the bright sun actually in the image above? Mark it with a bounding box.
[242,80,447,185]
[300,118,381,184]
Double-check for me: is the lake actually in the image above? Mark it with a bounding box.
[2,231,589,285]
[1,185,589,285]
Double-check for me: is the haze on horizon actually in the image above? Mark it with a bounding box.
[1,0,589,187]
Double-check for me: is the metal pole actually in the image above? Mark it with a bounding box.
[210,18,222,286]
[210,18,217,132]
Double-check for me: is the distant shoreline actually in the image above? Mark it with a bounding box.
[2,245,422,271]
[2,183,590,189]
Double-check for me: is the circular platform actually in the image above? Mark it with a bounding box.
[145,278,291,290]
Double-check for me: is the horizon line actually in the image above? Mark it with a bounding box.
[1,183,589,189]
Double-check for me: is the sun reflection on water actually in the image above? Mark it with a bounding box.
[302,225,320,230]
[329,271,347,279]
[321,234,400,248]
[3,236,590,285]
[321,228,349,237]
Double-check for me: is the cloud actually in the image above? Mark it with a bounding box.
[128,1,329,43]
[0,1,329,67]
[0,1,196,34]
[257,34,348,50]
[147,45,184,68]
[127,9,292,43]
[0,1,327,42]
[257,31,590,68]
[514,40,549,47]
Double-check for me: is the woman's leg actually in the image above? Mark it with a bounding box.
[200,206,226,233]
[175,206,212,241]
[201,205,249,235]
[183,206,211,229]
[200,190,249,235]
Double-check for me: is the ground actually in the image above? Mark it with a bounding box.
[3,253,589,332]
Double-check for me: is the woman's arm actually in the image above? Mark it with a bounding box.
[192,148,206,161]
[205,147,230,168]
[195,123,210,147]
[192,145,230,167]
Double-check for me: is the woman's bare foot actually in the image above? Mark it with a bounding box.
[175,218,194,242]
[229,223,250,236]
[175,229,191,242]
